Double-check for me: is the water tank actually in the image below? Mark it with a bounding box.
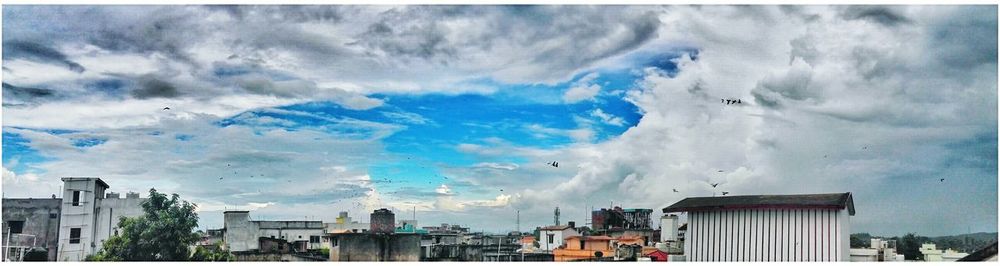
[660,214,678,242]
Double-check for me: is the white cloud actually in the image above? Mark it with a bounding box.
[590,108,626,126]
[562,73,602,104]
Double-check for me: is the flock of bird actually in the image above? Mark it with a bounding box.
[722,98,743,105]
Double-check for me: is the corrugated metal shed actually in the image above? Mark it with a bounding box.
[662,193,854,215]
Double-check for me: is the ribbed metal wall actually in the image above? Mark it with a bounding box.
[682,208,849,261]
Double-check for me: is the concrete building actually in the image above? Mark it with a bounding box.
[538,221,581,253]
[920,243,969,262]
[369,208,395,234]
[591,207,653,231]
[222,210,325,252]
[329,233,420,261]
[3,178,148,261]
[664,192,856,261]
[422,223,469,234]
[2,197,61,261]
[57,178,146,261]
[324,211,368,234]
[849,238,903,262]
[0,195,62,261]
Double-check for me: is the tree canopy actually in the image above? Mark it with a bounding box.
[87,188,201,261]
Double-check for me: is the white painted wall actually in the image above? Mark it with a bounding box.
[57,178,106,261]
[683,208,851,261]
[93,197,145,254]
[540,228,579,252]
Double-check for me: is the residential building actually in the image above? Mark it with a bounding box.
[849,238,903,262]
[554,235,648,261]
[664,192,856,261]
[2,197,61,261]
[324,212,368,234]
[920,243,969,262]
[538,221,581,252]
[3,178,149,261]
[328,233,420,261]
[422,223,469,234]
[222,210,325,252]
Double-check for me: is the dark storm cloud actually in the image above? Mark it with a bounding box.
[3,82,54,98]
[2,82,56,103]
[353,6,660,73]
[924,6,998,71]
[131,76,181,99]
[2,40,85,72]
[841,6,912,26]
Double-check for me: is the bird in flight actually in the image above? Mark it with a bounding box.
[710,183,720,188]
[672,189,679,193]
[163,107,170,110]
[717,170,724,173]
[218,177,223,180]
[940,178,945,182]
[722,192,730,196]
[548,161,559,167]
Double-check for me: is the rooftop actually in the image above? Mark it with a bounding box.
[61,177,110,189]
[662,192,855,215]
[539,225,572,231]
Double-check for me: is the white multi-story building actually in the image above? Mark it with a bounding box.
[56,177,145,261]
[538,224,580,253]
[664,192,855,262]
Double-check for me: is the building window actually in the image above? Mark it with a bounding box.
[72,191,81,206]
[271,235,275,239]
[49,213,58,219]
[310,236,320,243]
[547,234,554,244]
[7,221,24,234]
[69,228,82,244]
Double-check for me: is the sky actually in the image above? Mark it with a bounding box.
[1,5,996,237]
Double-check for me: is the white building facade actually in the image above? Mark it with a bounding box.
[55,178,145,261]
[664,192,855,262]
[538,225,580,252]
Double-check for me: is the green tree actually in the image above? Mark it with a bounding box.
[88,188,200,261]
[897,233,926,261]
[851,233,872,248]
[190,241,234,261]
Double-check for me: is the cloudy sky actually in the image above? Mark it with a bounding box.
[2,5,996,236]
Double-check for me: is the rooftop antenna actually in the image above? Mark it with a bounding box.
[554,206,561,226]
[516,209,520,233]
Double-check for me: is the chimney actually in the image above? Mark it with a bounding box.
[568,221,576,229]
[126,192,139,199]
[106,192,120,199]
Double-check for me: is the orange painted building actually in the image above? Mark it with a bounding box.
[554,236,614,261]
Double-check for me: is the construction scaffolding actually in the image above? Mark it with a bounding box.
[3,233,38,262]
